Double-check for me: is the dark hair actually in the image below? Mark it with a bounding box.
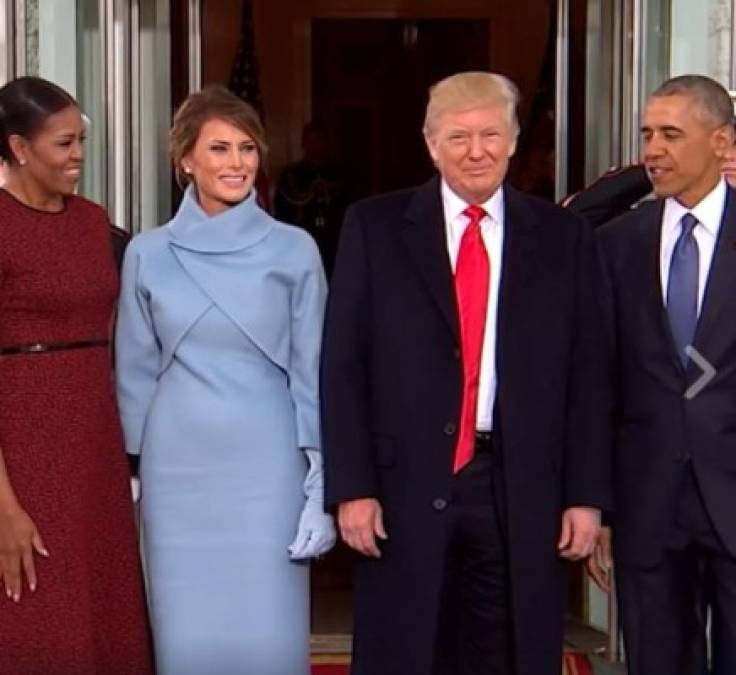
[652,75,734,128]
[0,76,78,164]
[170,85,267,186]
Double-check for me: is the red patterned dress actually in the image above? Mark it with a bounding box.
[0,189,153,674]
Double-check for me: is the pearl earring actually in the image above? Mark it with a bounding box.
[183,166,191,174]
[19,159,27,166]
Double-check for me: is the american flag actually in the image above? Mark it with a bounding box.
[228,0,263,117]
[227,0,270,210]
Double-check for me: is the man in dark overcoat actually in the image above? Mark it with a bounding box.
[321,71,612,675]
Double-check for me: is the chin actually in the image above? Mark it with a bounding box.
[220,187,250,203]
[651,184,674,199]
[221,193,250,207]
[58,182,79,196]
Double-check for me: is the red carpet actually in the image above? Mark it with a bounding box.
[311,651,593,674]
[311,667,349,675]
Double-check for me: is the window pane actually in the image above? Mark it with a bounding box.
[22,0,106,206]
[671,0,732,86]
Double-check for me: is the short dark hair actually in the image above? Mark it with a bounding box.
[651,75,734,128]
[170,85,267,186]
[0,76,78,164]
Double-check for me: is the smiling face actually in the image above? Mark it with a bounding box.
[182,117,260,216]
[9,104,85,197]
[424,105,517,205]
[642,93,731,208]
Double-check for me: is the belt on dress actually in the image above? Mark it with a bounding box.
[0,338,109,356]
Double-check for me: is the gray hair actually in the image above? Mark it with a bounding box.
[651,75,734,128]
[423,71,520,138]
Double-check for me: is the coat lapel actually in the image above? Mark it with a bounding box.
[495,186,540,371]
[637,202,688,378]
[688,187,736,380]
[399,177,459,341]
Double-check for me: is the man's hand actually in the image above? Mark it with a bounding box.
[558,506,600,561]
[586,526,613,592]
[337,498,387,558]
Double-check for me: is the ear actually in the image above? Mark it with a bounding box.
[424,130,440,166]
[711,124,733,160]
[508,133,518,159]
[7,134,29,166]
[179,150,195,177]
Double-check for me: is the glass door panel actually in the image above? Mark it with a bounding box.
[20,0,106,206]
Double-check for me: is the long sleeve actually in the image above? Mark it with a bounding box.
[115,240,161,455]
[320,206,377,508]
[564,165,652,228]
[562,217,614,511]
[288,237,328,450]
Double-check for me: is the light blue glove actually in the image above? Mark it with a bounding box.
[288,448,336,560]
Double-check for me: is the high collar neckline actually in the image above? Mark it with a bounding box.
[168,185,273,253]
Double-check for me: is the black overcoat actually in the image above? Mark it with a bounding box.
[321,176,612,675]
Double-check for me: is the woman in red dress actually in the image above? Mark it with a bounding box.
[0,77,153,673]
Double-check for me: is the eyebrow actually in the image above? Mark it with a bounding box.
[640,124,683,134]
[208,138,254,144]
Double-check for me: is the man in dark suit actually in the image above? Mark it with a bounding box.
[321,71,612,675]
[591,74,736,675]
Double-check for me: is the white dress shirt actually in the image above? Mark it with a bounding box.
[660,178,726,314]
[442,180,504,432]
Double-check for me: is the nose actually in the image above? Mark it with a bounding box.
[644,134,664,160]
[70,140,84,161]
[228,147,244,168]
[468,134,485,160]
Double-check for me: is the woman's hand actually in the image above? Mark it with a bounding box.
[0,504,49,602]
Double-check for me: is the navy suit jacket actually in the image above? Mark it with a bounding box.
[598,187,736,566]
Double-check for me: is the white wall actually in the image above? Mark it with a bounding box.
[671,0,731,86]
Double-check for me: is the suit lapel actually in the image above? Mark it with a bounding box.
[399,177,460,341]
[637,202,688,377]
[688,187,736,378]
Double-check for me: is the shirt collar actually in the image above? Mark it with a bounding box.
[663,177,727,239]
[440,179,504,227]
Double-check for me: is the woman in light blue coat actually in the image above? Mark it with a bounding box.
[115,86,335,675]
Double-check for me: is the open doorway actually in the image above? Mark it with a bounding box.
[311,18,490,199]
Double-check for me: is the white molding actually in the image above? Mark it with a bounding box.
[187,0,201,93]
[0,1,15,82]
[14,0,25,75]
[555,0,569,201]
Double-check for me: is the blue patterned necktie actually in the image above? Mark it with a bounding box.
[666,213,700,367]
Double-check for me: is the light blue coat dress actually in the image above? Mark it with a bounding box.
[115,188,326,675]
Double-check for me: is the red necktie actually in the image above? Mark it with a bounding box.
[453,205,490,473]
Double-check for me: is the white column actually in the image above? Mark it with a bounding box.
[137,0,171,232]
[0,2,13,84]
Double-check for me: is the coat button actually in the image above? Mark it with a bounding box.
[443,422,456,436]
[454,348,461,359]
[432,498,448,511]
